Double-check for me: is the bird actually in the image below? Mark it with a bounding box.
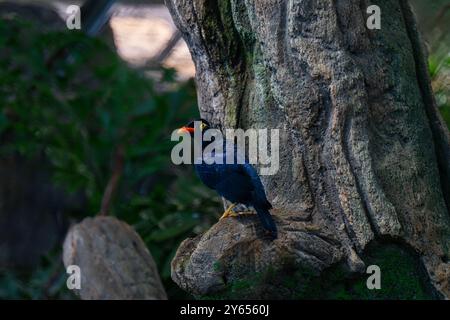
[177,118,278,239]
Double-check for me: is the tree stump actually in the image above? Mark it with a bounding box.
[63,216,167,300]
[166,0,450,298]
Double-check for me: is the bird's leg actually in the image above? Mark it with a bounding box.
[220,203,237,220]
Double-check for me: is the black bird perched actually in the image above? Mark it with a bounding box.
[177,119,277,239]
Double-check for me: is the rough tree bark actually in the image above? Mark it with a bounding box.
[166,0,450,298]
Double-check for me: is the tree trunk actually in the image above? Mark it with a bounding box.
[166,0,450,299]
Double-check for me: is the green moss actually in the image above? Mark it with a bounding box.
[200,243,435,300]
[212,261,222,272]
[346,242,432,300]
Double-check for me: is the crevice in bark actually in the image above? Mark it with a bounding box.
[333,0,397,240]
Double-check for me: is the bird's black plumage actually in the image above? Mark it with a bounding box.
[179,119,277,238]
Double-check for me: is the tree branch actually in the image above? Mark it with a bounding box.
[99,144,124,216]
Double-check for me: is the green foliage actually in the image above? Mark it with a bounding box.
[0,250,76,300]
[430,54,450,130]
[0,17,221,299]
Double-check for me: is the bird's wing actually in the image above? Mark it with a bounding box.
[240,163,272,209]
[213,166,254,204]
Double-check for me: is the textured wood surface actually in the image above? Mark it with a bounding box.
[166,0,450,298]
[63,216,167,300]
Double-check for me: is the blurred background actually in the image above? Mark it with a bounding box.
[0,0,448,300]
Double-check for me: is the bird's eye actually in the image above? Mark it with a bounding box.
[200,122,207,130]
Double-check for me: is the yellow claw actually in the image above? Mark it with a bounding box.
[220,203,237,220]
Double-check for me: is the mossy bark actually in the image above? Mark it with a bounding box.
[201,243,434,300]
[166,0,450,299]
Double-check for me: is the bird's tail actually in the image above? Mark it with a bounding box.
[254,204,277,239]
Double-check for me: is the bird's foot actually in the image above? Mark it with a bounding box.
[220,205,257,220]
[220,203,237,220]
[227,211,256,218]
[219,211,232,220]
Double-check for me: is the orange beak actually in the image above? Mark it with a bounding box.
[177,126,194,134]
